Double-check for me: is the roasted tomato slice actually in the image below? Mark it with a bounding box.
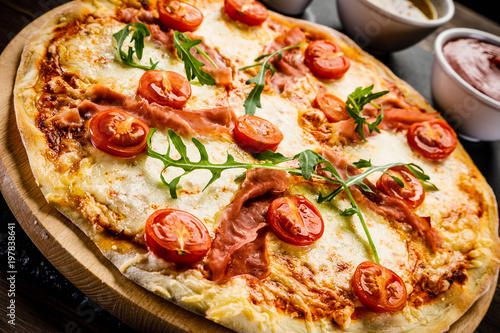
[233,115,284,153]
[157,0,204,32]
[376,166,425,209]
[407,119,457,160]
[137,70,192,108]
[267,195,324,246]
[352,261,407,313]
[89,109,149,158]
[313,92,349,123]
[304,40,350,80]
[224,0,269,26]
[145,209,212,265]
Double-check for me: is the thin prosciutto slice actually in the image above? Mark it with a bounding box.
[189,39,233,87]
[321,149,443,251]
[207,168,289,283]
[332,108,439,144]
[78,85,235,135]
[265,27,307,93]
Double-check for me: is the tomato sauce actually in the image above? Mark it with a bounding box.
[442,38,500,102]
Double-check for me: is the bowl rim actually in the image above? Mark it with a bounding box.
[434,27,500,110]
[356,0,455,27]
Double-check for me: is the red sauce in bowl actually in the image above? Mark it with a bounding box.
[442,38,500,102]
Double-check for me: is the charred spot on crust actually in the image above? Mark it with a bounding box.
[450,266,468,285]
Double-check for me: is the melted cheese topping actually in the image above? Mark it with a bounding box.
[19,1,498,332]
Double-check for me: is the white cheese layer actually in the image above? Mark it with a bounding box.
[26,2,492,333]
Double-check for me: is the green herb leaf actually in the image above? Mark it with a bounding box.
[345,85,389,141]
[296,150,322,180]
[253,150,293,164]
[173,31,216,86]
[405,163,439,190]
[113,22,159,71]
[342,207,358,216]
[350,158,372,169]
[389,175,405,188]
[239,43,305,115]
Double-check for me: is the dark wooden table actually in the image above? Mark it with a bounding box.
[0,1,499,332]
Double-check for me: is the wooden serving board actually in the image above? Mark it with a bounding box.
[0,5,496,333]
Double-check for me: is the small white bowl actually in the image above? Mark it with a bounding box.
[336,0,454,53]
[431,28,500,142]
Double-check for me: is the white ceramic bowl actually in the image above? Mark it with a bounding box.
[431,28,500,142]
[336,0,454,53]
[260,0,313,16]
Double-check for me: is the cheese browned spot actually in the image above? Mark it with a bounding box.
[36,29,88,167]
[246,253,356,326]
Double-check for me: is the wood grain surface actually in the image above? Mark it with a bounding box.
[0,1,499,332]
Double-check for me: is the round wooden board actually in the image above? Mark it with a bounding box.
[0,4,496,333]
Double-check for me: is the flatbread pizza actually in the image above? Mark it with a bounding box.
[13,0,500,332]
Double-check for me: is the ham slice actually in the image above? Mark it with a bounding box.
[50,107,83,130]
[265,27,307,93]
[375,108,439,131]
[189,40,233,87]
[207,168,289,283]
[321,149,443,251]
[148,24,176,55]
[78,85,235,135]
[333,108,439,144]
[116,7,156,25]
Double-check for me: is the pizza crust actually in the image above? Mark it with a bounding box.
[13,1,500,333]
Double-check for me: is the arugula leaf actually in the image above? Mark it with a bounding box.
[113,22,159,71]
[350,158,372,169]
[147,129,248,198]
[252,150,293,164]
[296,150,322,180]
[405,163,439,191]
[147,129,435,265]
[345,85,389,141]
[172,31,216,86]
[239,43,305,115]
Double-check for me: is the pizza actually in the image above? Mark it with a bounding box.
[13,0,500,332]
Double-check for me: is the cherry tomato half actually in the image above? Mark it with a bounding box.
[157,0,204,32]
[137,70,192,108]
[376,166,425,209]
[224,0,269,26]
[304,40,350,80]
[352,261,407,313]
[145,209,212,265]
[407,119,457,160]
[233,115,284,153]
[313,92,349,123]
[267,195,324,246]
[89,109,149,158]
